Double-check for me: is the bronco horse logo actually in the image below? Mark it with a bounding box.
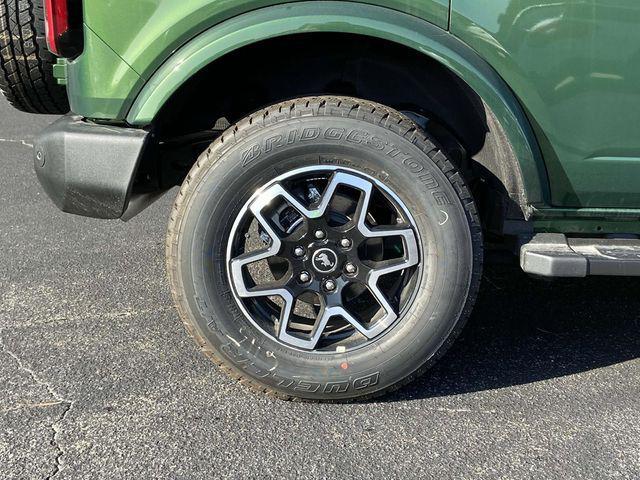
[316,253,333,268]
[313,249,337,271]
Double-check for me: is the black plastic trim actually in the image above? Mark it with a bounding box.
[34,115,149,219]
[520,233,640,277]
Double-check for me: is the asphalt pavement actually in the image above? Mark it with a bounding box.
[1,95,639,479]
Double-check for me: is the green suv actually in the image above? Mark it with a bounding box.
[2,0,639,401]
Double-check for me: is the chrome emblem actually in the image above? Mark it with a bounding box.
[312,248,338,273]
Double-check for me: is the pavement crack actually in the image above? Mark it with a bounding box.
[0,138,33,148]
[0,331,62,402]
[1,330,73,479]
[46,401,72,480]
[429,407,498,414]
[0,400,65,414]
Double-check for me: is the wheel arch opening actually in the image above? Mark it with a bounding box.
[141,32,537,233]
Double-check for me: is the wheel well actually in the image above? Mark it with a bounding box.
[148,33,528,233]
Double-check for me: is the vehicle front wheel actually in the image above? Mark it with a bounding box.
[166,96,482,401]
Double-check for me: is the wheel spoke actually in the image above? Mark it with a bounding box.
[250,182,311,219]
[331,306,376,339]
[245,278,290,294]
[247,174,346,223]
[349,216,419,337]
[281,305,380,350]
[366,225,414,238]
[278,304,332,350]
[229,209,281,289]
[248,171,378,225]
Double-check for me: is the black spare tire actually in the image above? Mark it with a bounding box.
[0,0,69,114]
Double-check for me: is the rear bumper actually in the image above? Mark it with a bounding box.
[34,116,149,219]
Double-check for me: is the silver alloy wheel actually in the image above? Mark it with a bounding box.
[226,166,421,352]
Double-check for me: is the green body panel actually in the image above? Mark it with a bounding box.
[64,0,640,232]
[533,208,640,234]
[124,2,546,208]
[83,0,449,80]
[451,0,640,209]
[66,26,143,120]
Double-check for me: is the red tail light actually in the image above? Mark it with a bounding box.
[44,0,83,58]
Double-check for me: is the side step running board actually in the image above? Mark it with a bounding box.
[520,233,640,277]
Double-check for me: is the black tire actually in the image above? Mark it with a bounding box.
[167,96,483,401]
[0,0,69,114]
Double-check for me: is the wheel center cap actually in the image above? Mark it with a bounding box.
[312,248,338,273]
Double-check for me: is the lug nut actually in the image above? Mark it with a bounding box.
[345,262,357,275]
[340,238,352,248]
[299,271,311,283]
[293,246,305,257]
[314,230,326,239]
[324,279,337,291]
